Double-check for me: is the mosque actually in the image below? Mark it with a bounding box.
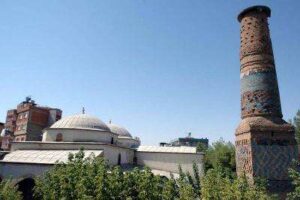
[0,112,204,187]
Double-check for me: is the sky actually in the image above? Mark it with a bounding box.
[0,0,299,145]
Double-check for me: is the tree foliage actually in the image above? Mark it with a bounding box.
[287,160,300,200]
[0,136,287,200]
[204,138,236,178]
[0,179,22,200]
[196,142,208,152]
[32,148,275,199]
[292,110,300,143]
[201,168,273,200]
[34,149,196,200]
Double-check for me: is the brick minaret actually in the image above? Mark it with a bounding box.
[235,5,298,191]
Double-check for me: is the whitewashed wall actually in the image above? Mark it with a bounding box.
[42,129,118,144]
[0,162,52,181]
[117,137,140,148]
[136,152,204,177]
[10,142,134,165]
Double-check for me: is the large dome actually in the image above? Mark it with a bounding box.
[51,114,110,131]
[107,123,132,138]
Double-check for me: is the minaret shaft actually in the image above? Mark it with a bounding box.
[239,8,282,119]
[235,6,298,192]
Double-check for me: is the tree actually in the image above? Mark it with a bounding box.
[0,179,22,200]
[34,150,111,199]
[196,142,207,152]
[33,147,276,199]
[162,174,178,200]
[34,150,168,200]
[292,110,300,143]
[204,138,236,178]
[201,168,273,200]
[287,160,300,200]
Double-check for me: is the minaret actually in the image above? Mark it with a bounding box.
[235,5,298,191]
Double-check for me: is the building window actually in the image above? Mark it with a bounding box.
[111,137,114,144]
[56,133,63,142]
[24,112,28,119]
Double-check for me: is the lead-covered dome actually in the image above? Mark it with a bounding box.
[51,114,110,131]
[107,123,132,138]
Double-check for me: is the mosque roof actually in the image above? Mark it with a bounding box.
[1,150,104,164]
[50,114,110,131]
[107,123,132,138]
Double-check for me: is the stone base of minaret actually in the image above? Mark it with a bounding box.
[235,116,298,192]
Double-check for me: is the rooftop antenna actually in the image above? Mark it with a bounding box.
[82,107,85,114]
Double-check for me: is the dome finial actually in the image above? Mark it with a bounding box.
[109,119,112,124]
[82,107,85,114]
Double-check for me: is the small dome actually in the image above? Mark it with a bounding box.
[51,114,110,131]
[107,123,132,138]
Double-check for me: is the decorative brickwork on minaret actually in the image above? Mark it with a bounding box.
[235,5,298,191]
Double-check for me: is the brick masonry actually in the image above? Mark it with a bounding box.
[235,6,298,192]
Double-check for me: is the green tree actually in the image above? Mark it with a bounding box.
[33,147,276,200]
[196,142,207,152]
[177,165,197,200]
[292,110,300,143]
[34,149,170,200]
[201,168,273,200]
[0,179,22,200]
[34,149,111,200]
[192,162,201,196]
[204,138,236,178]
[136,167,163,200]
[162,174,178,200]
[287,160,300,200]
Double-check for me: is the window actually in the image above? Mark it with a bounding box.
[111,137,114,144]
[56,133,63,142]
[24,112,28,119]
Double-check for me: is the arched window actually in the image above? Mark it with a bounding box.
[56,133,63,142]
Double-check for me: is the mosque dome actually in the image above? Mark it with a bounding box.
[107,123,132,138]
[50,114,110,131]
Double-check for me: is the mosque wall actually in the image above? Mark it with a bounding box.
[43,129,118,144]
[10,142,134,165]
[0,162,52,181]
[117,137,140,148]
[136,152,204,177]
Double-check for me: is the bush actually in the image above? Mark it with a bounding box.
[0,179,22,200]
[33,148,275,199]
[204,138,236,178]
[34,149,189,199]
[201,168,273,200]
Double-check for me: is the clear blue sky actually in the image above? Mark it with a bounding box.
[0,1,299,145]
